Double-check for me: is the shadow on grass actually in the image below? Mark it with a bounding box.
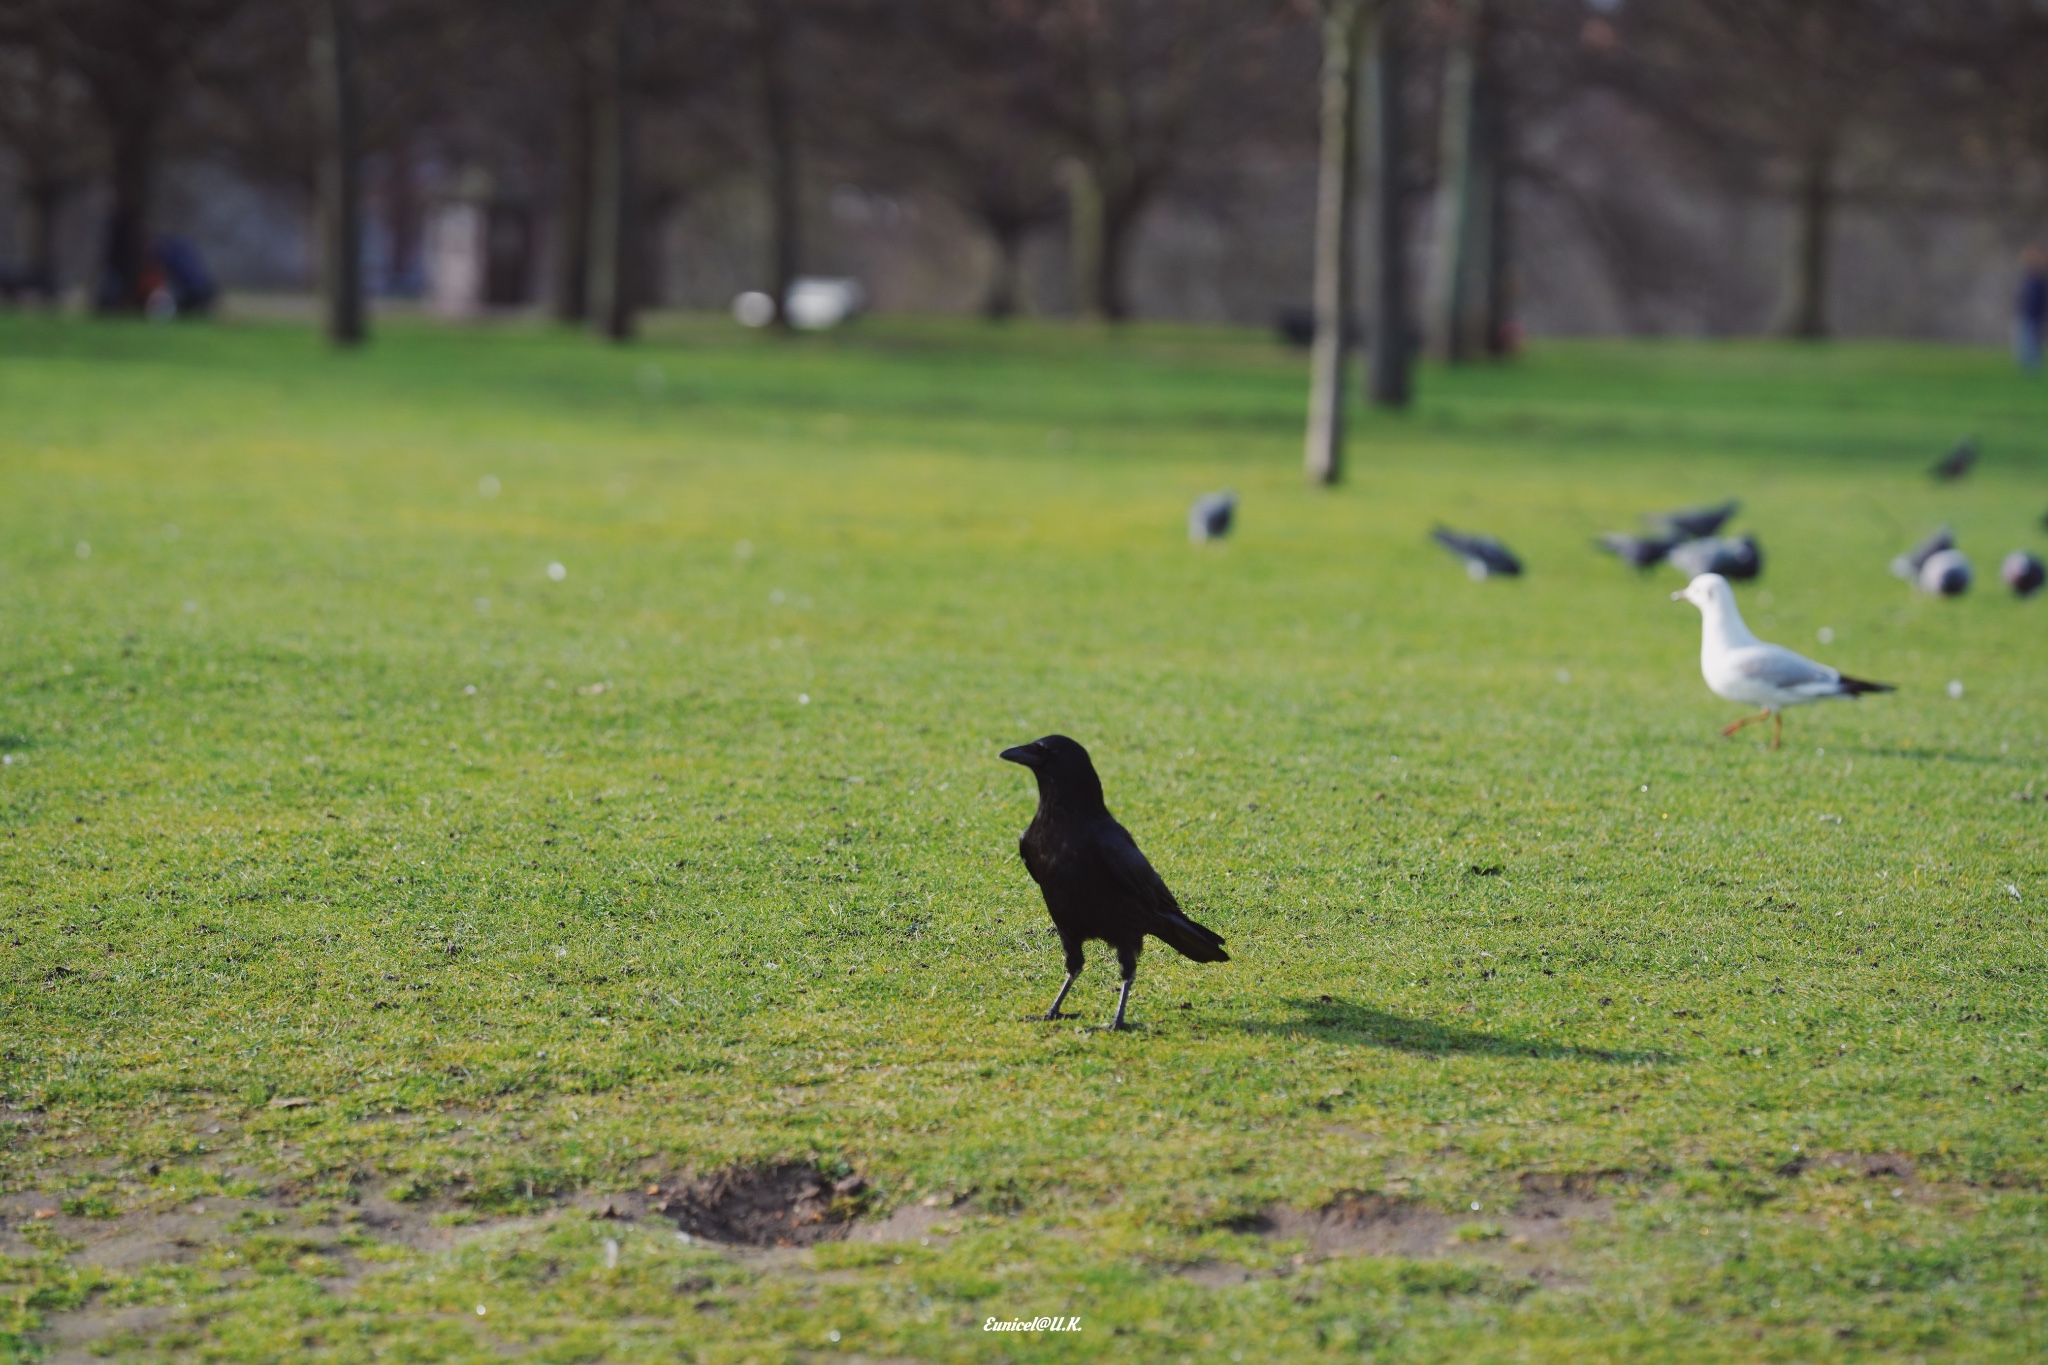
[1847,745,2013,766]
[1242,996,1676,1065]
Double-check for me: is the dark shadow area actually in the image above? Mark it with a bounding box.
[1845,746,2016,767]
[1243,996,1676,1065]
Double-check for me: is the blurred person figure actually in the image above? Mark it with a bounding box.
[2016,245,2048,373]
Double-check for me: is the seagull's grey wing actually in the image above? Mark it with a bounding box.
[1733,644,1840,692]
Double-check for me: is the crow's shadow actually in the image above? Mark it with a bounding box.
[1847,746,2010,767]
[1242,996,1676,1065]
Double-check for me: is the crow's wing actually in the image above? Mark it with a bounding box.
[1094,818,1229,961]
[1092,819,1182,917]
[1017,833,1050,887]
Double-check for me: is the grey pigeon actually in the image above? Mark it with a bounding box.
[1596,532,1679,570]
[1931,438,1977,481]
[1188,491,1236,543]
[2003,550,2046,598]
[1432,526,1522,579]
[1890,527,1953,581]
[1649,499,1739,540]
[1919,548,1972,596]
[1668,534,1762,581]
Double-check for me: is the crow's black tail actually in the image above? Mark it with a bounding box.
[1839,674,1895,695]
[1149,910,1229,963]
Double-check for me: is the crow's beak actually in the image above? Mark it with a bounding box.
[999,744,1042,768]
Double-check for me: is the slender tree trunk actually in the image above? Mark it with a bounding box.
[1064,158,1102,320]
[1095,185,1137,323]
[1426,0,1496,363]
[97,117,152,312]
[1367,1,1411,407]
[1782,140,1832,339]
[25,176,60,298]
[756,0,799,328]
[1306,0,1367,486]
[1483,127,1512,356]
[982,217,1025,320]
[555,41,595,323]
[589,0,637,341]
[311,0,366,346]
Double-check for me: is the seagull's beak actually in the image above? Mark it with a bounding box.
[1670,589,1688,602]
[999,744,1043,769]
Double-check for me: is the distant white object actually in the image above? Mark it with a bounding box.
[1673,572,1893,749]
[427,202,486,318]
[733,280,865,329]
[1188,491,1236,543]
[786,277,865,330]
[1918,548,1972,597]
[1947,680,1965,699]
[546,561,567,581]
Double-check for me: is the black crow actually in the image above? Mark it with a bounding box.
[1189,491,1236,543]
[1931,438,1977,481]
[999,735,1227,1030]
[1430,526,1523,579]
[1890,526,1954,581]
[1668,533,1762,581]
[2003,550,2046,598]
[1595,531,1679,569]
[1649,499,1739,540]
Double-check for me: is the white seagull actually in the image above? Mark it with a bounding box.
[1673,573,1893,749]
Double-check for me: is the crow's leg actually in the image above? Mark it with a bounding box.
[1721,710,1771,738]
[1043,939,1085,1020]
[1771,712,1782,750]
[1108,942,1140,1031]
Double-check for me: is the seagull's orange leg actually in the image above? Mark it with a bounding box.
[1720,710,1770,738]
[1771,712,1782,750]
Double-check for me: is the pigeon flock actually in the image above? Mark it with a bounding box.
[1184,434,2040,754]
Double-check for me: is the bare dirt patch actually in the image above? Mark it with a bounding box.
[33,1304,176,1365]
[845,1200,958,1245]
[655,1162,869,1248]
[1183,1171,1622,1285]
[1777,1151,1916,1181]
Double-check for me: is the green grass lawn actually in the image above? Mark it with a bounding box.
[1,312,2044,1362]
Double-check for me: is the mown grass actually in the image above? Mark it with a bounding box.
[1,311,2044,1362]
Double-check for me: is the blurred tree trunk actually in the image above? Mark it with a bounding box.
[1063,157,1102,320]
[555,37,595,324]
[1305,0,1368,486]
[1781,139,1832,338]
[1366,1,1411,407]
[24,175,60,296]
[1079,90,1139,321]
[588,0,637,341]
[756,0,799,328]
[1483,120,1512,356]
[99,115,154,312]
[310,0,365,346]
[1426,0,1497,363]
[1094,181,1138,322]
[982,217,1027,320]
